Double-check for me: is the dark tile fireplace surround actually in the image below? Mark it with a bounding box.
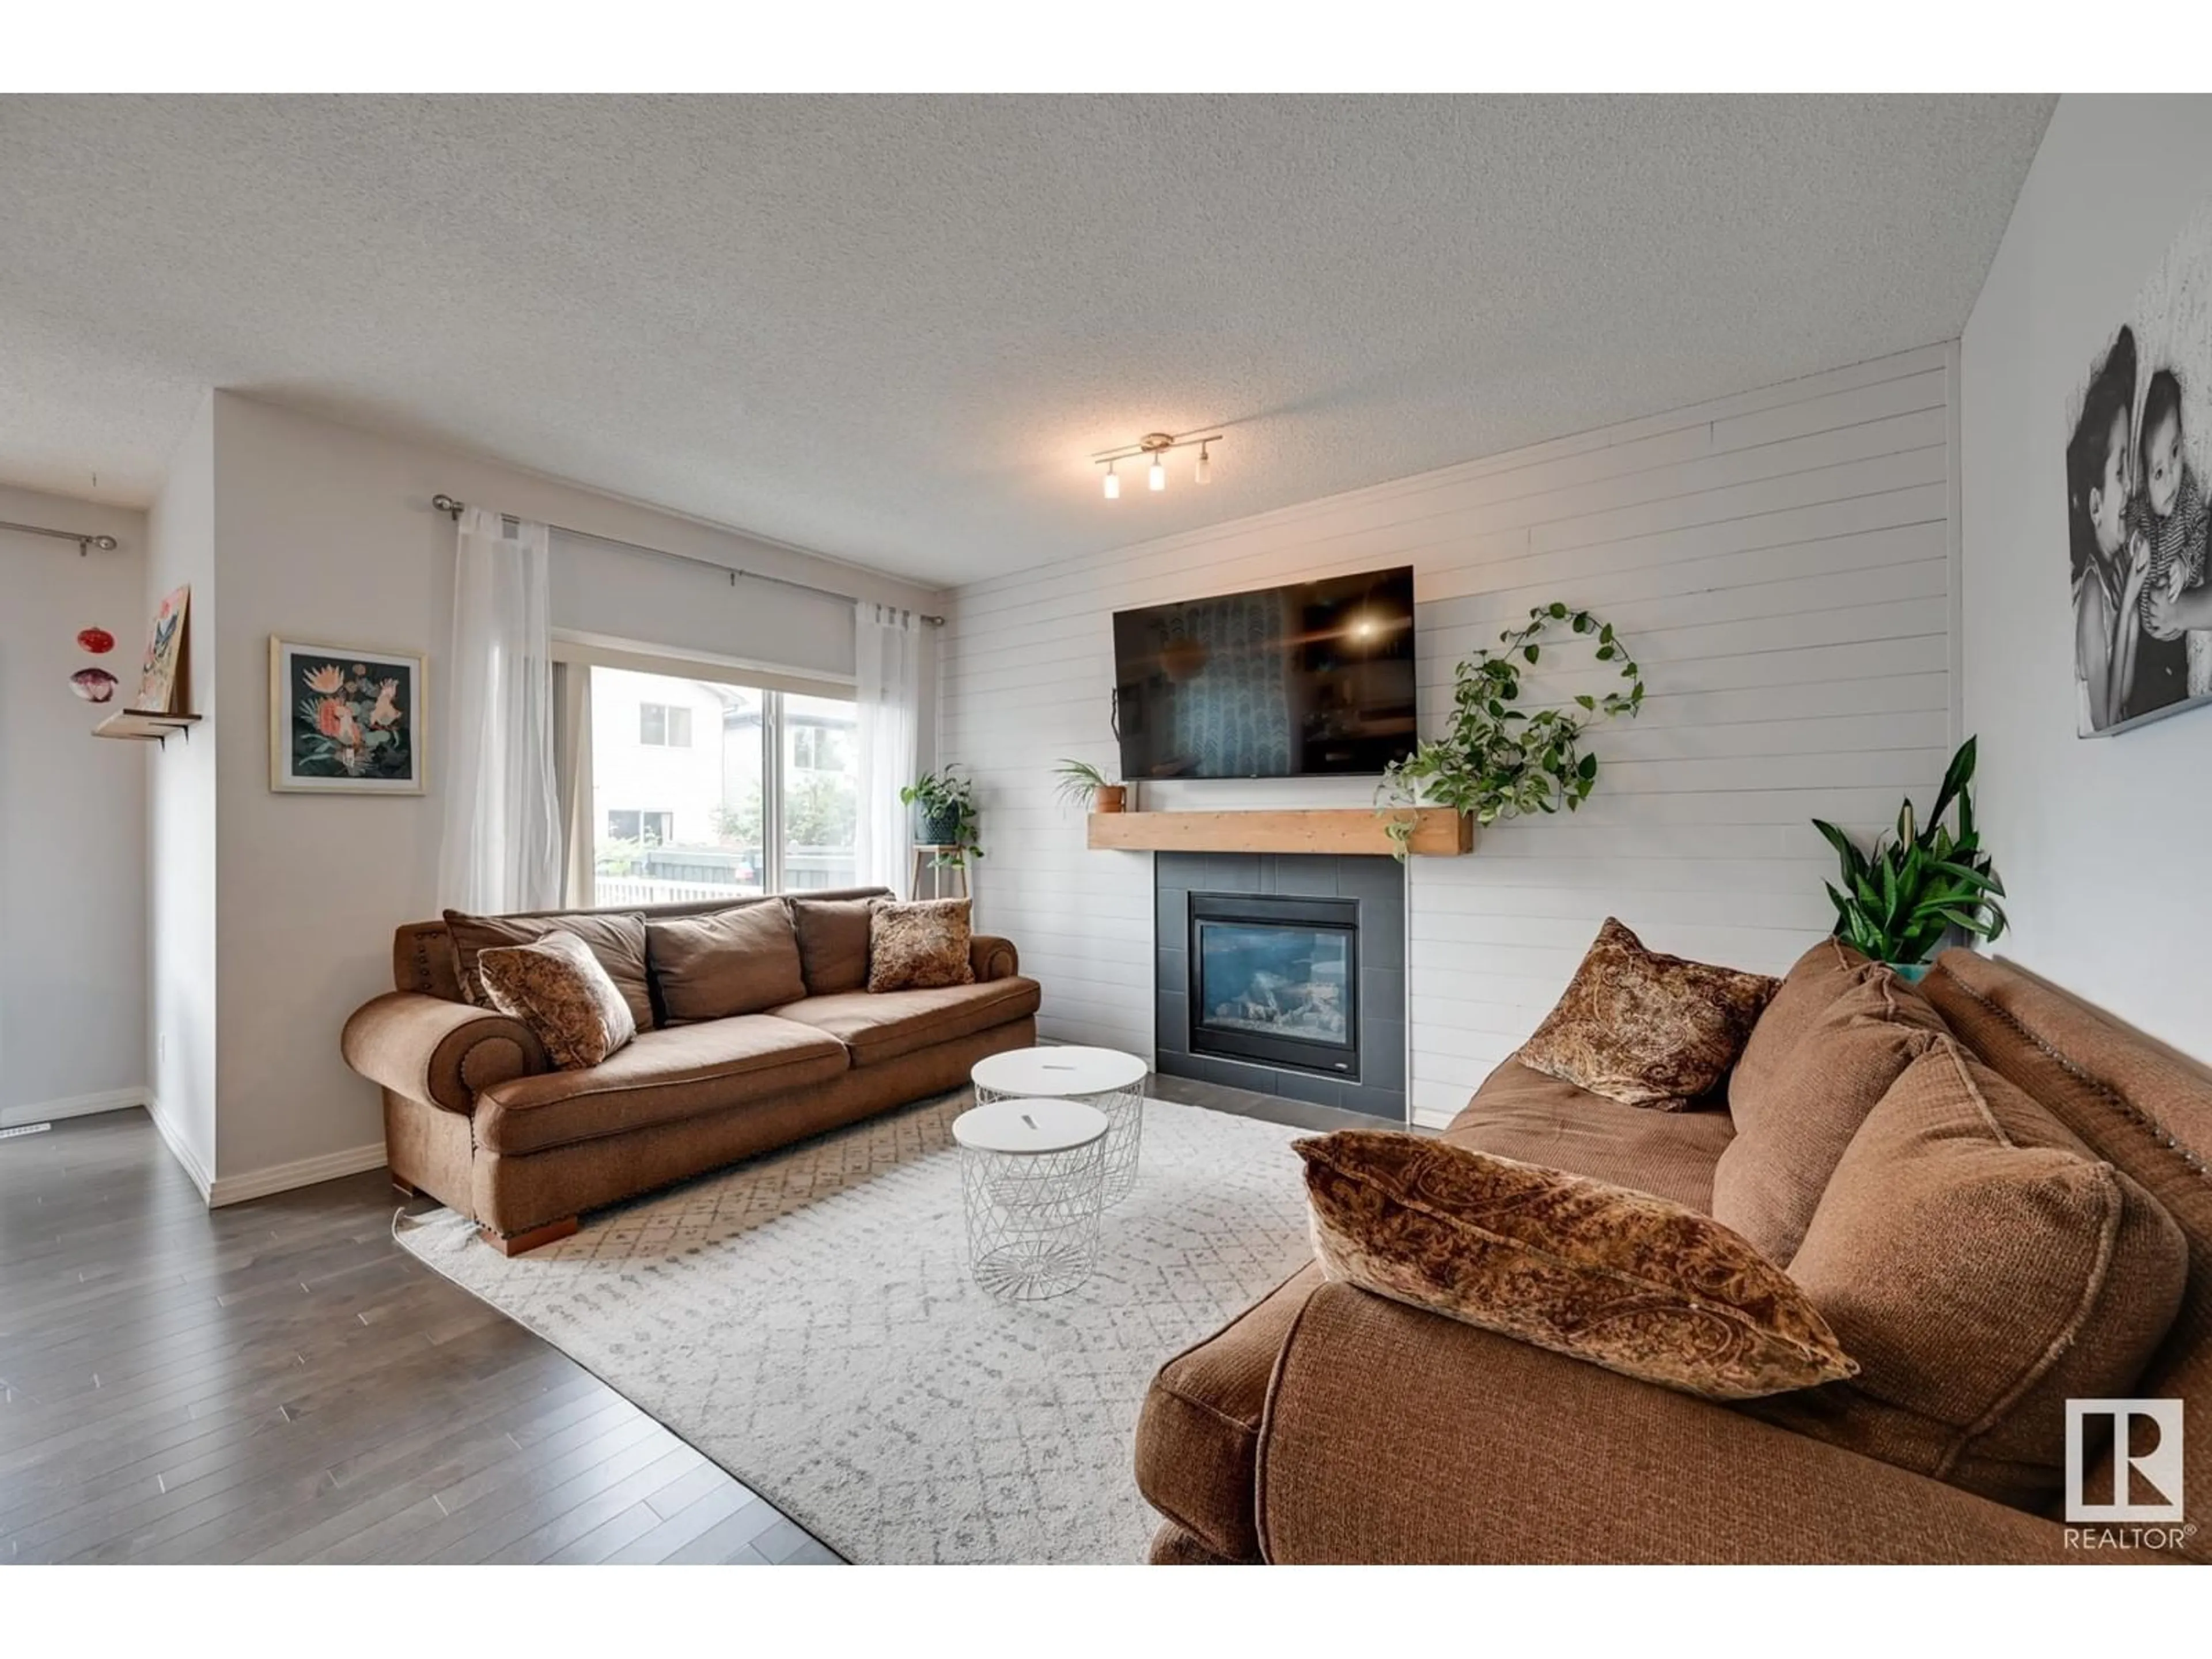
[1153,851,1407,1122]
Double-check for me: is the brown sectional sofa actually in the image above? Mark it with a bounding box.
[1136,948,2212,1565]
[341,887,1039,1252]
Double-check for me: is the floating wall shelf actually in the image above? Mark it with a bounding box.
[1086,808,1474,858]
[93,709,203,744]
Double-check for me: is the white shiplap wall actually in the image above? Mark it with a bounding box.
[941,344,1958,1127]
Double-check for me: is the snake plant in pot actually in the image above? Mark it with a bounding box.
[1810,737,2006,979]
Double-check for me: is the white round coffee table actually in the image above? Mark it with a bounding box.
[951,1097,1109,1301]
[971,1046,1150,1207]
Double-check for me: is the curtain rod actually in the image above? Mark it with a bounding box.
[1,516,120,554]
[429,494,944,626]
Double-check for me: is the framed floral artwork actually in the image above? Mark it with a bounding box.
[270,638,426,794]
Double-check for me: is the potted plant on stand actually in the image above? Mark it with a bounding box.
[1810,737,2006,980]
[900,765,984,870]
[1052,758,1126,814]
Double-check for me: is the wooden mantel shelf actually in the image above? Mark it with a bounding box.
[1086,808,1474,858]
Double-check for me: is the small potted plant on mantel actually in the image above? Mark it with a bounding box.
[901,765,985,866]
[1052,758,1126,814]
[1811,738,2006,980]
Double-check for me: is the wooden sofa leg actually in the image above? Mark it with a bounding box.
[479,1217,579,1257]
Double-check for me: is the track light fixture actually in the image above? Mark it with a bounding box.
[1092,429,1224,501]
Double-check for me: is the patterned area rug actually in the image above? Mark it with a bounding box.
[393,1089,1314,1564]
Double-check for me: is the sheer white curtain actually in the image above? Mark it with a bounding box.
[438,507,562,913]
[854,603,920,894]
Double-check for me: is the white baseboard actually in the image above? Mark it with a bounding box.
[142,1091,214,1202]
[129,1093,387,1208]
[209,1141,388,1208]
[1,1087,147,1129]
[1410,1104,1458,1131]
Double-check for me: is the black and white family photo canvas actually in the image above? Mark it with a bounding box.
[2067,195,2212,737]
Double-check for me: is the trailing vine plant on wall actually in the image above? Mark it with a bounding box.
[1374,603,1645,858]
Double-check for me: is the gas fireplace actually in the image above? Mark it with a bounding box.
[1153,850,1406,1121]
[1188,893,1361,1075]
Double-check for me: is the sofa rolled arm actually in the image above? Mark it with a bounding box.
[1255,1282,2142,1566]
[970,934,1018,982]
[340,991,550,1115]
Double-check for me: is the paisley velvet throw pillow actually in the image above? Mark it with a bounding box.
[476,928,637,1071]
[1516,918,1778,1109]
[1297,1131,1856,1400]
[445,908,656,1032]
[868,897,976,993]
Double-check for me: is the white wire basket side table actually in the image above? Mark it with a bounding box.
[970,1046,1149,1207]
[951,1099,1108,1302]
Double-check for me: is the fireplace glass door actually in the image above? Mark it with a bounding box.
[1188,893,1360,1077]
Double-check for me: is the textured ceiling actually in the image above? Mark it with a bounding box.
[0,95,2051,587]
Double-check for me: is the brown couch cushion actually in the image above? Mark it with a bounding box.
[475,930,637,1071]
[1134,1262,1326,1562]
[1448,1062,1734,1211]
[790,896,876,995]
[1920,948,2212,1563]
[1751,1039,2189,1509]
[868,897,976,993]
[646,902,808,1022]
[1726,937,1880,1113]
[1298,1131,1855,1400]
[470,1015,1036,1236]
[1516,918,1777,1110]
[1254,1280,2112,1565]
[445,908,655,1032]
[1710,970,1946,1264]
[473,1016,847,1155]
[769,977,1042,1066]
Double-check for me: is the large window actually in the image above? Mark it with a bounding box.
[781,693,861,893]
[582,663,857,906]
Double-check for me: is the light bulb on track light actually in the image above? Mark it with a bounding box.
[1148,454,1166,492]
[1103,464,1120,499]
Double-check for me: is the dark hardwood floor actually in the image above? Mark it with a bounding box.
[0,1075,1382,1565]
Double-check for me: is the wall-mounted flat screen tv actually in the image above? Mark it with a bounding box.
[1111,566,1417,781]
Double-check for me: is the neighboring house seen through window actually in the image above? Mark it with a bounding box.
[638,702,693,747]
[606,809,674,846]
[790,722,847,773]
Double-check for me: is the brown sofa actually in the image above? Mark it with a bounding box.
[1135,948,2212,1565]
[341,887,1039,1253]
